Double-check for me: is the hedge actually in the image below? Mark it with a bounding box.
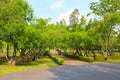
[48,54,64,65]
[63,53,94,62]
[40,50,49,56]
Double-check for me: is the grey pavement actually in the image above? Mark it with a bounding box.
[0,63,120,80]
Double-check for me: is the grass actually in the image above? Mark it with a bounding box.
[94,56,120,63]
[107,59,120,62]
[113,52,120,56]
[94,59,120,63]
[63,51,120,63]
[95,51,120,63]
[0,52,4,57]
[0,57,58,75]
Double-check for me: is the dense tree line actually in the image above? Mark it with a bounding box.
[0,0,120,65]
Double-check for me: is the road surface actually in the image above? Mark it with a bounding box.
[0,63,120,80]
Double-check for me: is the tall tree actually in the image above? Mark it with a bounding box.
[0,0,33,64]
[69,9,80,26]
[90,0,120,58]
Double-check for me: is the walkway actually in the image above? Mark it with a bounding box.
[50,50,87,65]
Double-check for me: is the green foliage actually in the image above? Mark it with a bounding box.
[40,50,49,56]
[90,0,120,16]
[63,53,94,62]
[0,0,120,65]
[0,0,34,62]
[90,0,120,56]
[79,56,94,62]
[48,54,64,65]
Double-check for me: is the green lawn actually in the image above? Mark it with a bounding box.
[0,57,58,75]
[94,59,120,63]
[63,51,120,63]
[94,55,120,63]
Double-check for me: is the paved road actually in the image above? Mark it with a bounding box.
[0,63,120,80]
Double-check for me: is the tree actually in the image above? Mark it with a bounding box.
[0,0,33,64]
[56,19,67,27]
[90,0,120,59]
[90,0,120,16]
[69,9,80,26]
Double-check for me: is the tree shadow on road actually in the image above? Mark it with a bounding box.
[48,63,120,80]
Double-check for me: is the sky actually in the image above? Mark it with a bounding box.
[26,0,99,24]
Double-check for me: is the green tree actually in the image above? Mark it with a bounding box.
[0,0,33,64]
[90,0,120,59]
[90,0,120,16]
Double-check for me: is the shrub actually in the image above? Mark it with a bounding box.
[48,54,64,65]
[40,50,49,56]
[63,53,94,62]
[79,56,94,62]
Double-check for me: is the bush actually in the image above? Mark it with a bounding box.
[79,56,94,62]
[109,56,120,59]
[48,54,64,65]
[40,50,49,56]
[63,53,94,62]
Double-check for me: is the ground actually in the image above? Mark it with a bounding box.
[0,50,120,80]
[0,63,120,80]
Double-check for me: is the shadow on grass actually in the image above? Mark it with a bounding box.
[36,60,53,64]
[16,62,39,66]
[16,57,56,67]
[0,57,7,65]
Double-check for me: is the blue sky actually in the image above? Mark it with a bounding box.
[26,0,99,23]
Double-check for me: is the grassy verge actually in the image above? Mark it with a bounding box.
[0,57,58,75]
[63,52,120,63]
[94,58,120,63]
[94,54,120,63]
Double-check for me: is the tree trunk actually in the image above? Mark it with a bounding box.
[84,49,88,57]
[13,42,17,57]
[106,25,112,56]
[92,50,96,60]
[32,48,42,61]
[6,42,10,60]
[20,49,26,56]
[78,48,83,56]
[75,49,79,55]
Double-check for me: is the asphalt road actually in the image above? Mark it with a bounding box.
[0,63,120,80]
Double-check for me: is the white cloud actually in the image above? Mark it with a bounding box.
[57,9,74,24]
[85,14,95,22]
[50,0,64,9]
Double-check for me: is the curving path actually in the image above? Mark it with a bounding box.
[50,50,87,65]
